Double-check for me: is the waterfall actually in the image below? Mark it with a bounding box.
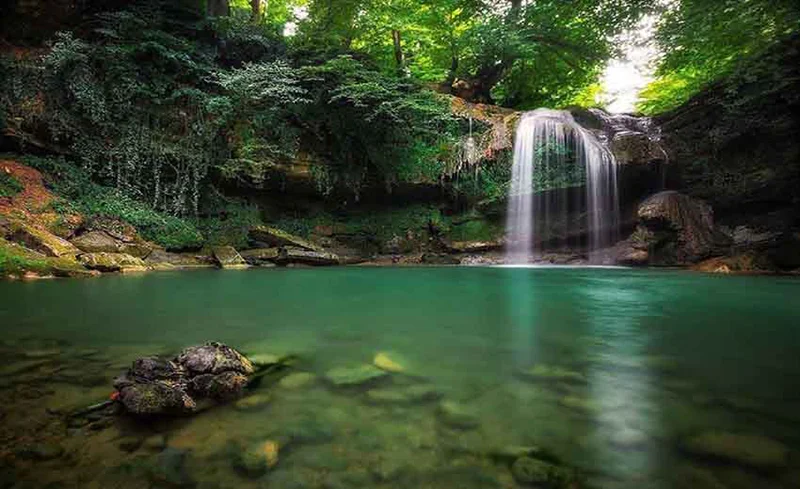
[505,109,619,263]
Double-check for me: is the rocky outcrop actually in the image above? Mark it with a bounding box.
[276,247,339,266]
[249,226,324,252]
[8,223,79,258]
[618,191,724,266]
[240,248,280,265]
[78,252,147,273]
[211,246,247,269]
[71,230,153,258]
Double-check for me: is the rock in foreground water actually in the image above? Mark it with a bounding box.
[681,432,789,470]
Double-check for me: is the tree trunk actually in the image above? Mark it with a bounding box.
[251,0,268,21]
[449,60,511,104]
[392,29,404,72]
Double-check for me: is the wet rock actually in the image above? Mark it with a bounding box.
[437,401,480,430]
[324,365,388,387]
[0,359,50,376]
[279,372,316,390]
[511,457,577,488]
[365,384,440,404]
[151,448,194,487]
[278,247,339,266]
[249,226,324,252]
[234,394,272,411]
[15,443,64,461]
[629,191,722,265]
[489,445,562,465]
[211,246,247,269]
[240,248,280,266]
[114,343,254,415]
[518,364,587,384]
[372,352,405,373]
[78,252,147,273]
[681,432,789,470]
[235,440,280,477]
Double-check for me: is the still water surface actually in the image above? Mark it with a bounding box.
[0,267,799,488]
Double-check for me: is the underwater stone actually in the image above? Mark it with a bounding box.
[279,372,316,389]
[437,401,480,430]
[324,364,388,387]
[234,393,272,411]
[372,352,405,373]
[681,432,789,470]
[235,440,280,477]
[151,448,194,487]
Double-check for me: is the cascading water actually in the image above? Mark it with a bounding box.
[505,109,619,263]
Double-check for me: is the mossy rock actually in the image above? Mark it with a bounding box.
[511,457,579,488]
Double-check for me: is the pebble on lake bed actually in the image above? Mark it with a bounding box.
[235,440,280,477]
[372,352,405,373]
[234,393,272,411]
[436,401,480,430]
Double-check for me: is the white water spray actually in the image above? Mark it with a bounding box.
[505,109,619,263]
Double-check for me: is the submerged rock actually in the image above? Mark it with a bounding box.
[151,448,194,487]
[372,352,406,373]
[681,432,789,470]
[324,365,389,387]
[279,372,316,389]
[437,401,480,430]
[211,246,248,269]
[235,440,281,477]
[234,393,272,411]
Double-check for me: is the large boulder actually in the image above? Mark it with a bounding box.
[620,191,722,266]
[71,230,153,258]
[8,223,79,258]
[144,250,215,269]
[277,247,339,266]
[249,226,323,252]
[78,252,147,272]
[114,342,255,416]
[211,246,247,269]
[240,248,280,266]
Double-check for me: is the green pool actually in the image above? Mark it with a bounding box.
[1,267,799,488]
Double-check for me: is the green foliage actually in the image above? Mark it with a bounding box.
[0,172,24,198]
[21,156,203,250]
[296,55,458,198]
[197,192,262,248]
[0,239,49,277]
[639,0,800,115]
